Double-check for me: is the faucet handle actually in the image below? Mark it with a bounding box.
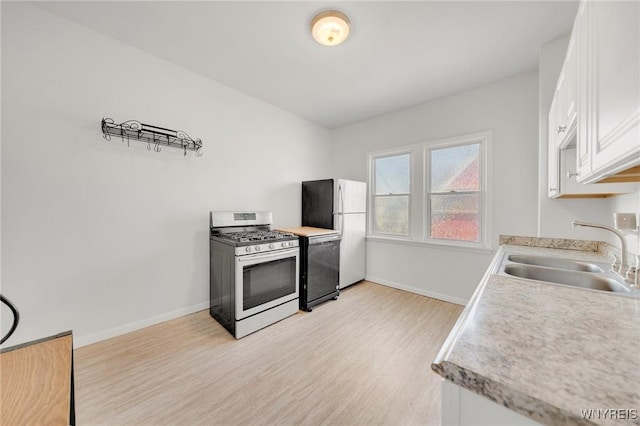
[626,266,637,286]
[610,253,621,273]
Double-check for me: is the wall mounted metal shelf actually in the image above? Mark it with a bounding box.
[101,118,203,156]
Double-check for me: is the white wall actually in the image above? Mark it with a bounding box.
[538,35,640,257]
[610,192,640,262]
[332,72,540,303]
[0,3,332,347]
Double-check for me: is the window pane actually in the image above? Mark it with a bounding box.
[430,193,479,242]
[375,154,410,195]
[430,143,480,192]
[374,196,409,235]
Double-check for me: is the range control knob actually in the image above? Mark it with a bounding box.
[269,243,275,249]
[281,242,287,248]
[255,245,261,251]
[245,246,252,253]
[288,241,295,247]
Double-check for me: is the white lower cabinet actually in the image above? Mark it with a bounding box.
[441,380,541,426]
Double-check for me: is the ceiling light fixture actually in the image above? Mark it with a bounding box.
[311,10,350,47]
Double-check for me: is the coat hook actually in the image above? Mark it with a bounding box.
[101,117,203,157]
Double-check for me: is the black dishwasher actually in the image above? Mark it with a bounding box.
[300,233,340,312]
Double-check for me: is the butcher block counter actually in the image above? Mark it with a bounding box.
[276,226,339,237]
[0,331,75,425]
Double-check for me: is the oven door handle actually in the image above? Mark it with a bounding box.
[237,248,299,263]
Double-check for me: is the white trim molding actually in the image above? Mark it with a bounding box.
[366,130,493,251]
[366,275,468,306]
[74,301,210,348]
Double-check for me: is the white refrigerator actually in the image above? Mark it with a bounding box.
[301,179,366,288]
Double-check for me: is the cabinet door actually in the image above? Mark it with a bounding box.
[588,0,640,179]
[575,1,591,181]
[559,148,631,197]
[552,68,567,147]
[548,99,560,198]
[306,240,339,301]
[553,25,578,149]
[441,381,542,426]
[562,31,577,144]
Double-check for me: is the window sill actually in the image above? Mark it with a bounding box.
[366,235,495,255]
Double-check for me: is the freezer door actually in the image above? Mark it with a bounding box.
[302,179,334,229]
[335,179,367,214]
[336,213,366,288]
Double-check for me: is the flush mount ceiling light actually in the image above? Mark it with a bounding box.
[311,10,351,46]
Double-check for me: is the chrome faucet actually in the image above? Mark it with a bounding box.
[572,220,636,283]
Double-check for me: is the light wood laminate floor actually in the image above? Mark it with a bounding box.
[74,281,463,425]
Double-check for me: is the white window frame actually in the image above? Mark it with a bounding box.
[368,150,413,237]
[367,131,492,252]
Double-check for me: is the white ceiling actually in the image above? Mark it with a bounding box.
[34,1,579,129]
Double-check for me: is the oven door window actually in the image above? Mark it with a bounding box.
[242,257,297,311]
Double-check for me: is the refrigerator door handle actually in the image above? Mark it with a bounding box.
[338,183,345,236]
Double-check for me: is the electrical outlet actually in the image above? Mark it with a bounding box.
[613,212,637,231]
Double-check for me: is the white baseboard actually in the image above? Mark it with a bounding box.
[366,275,468,306]
[74,301,210,348]
[74,279,465,348]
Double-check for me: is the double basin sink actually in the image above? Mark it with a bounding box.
[499,254,639,297]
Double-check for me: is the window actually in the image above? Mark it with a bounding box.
[367,131,491,250]
[372,153,411,235]
[428,143,481,242]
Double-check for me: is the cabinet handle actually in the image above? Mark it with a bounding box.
[549,187,557,192]
[556,126,567,134]
[566,171,579,179]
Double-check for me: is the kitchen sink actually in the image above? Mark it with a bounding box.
[503,264,628,293]
[507,255,603,273]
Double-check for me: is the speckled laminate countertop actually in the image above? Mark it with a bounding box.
[432,236,640,426]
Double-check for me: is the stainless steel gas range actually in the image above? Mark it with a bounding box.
[209,211,300,338]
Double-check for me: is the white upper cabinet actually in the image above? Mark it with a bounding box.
[577,0,640,183]
[555,147,631,198]
[548,2,634,198]
[548,100,560,198]
[551,27,578,150]
[548,0,639,197]
[575,1,592,180]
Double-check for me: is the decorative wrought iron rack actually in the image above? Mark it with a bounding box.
[101,118,203,156]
